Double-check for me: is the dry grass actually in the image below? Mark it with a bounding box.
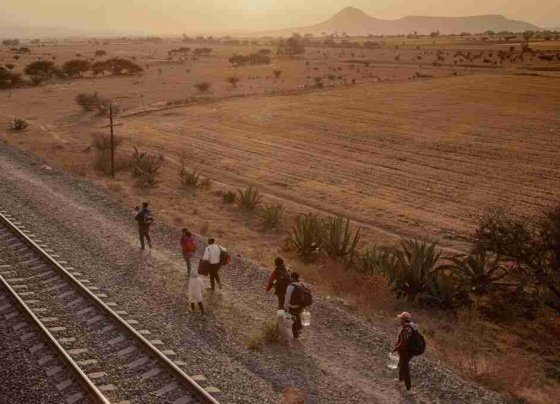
[246,319,280,351]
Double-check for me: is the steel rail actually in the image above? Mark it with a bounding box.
[0,273,111,404]
[0,208,219,404]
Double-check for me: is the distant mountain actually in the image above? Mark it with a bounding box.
[263,6,541,36]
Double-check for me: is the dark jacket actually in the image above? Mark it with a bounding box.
[135,208,153,227]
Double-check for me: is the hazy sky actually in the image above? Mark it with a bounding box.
[1,1,559,34]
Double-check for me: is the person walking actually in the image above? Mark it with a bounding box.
[180,229,198,276]
[266,257,291,309]
[188,266,205,314]
[284,272,304,339]
[202,238,223,290]
[134,202,153,250]
[393,311,416,391]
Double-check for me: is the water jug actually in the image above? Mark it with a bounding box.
[301,310,311,326]
[387,352,399,369]
[277,309,285,318]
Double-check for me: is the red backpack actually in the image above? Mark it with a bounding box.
[185,237,198,253]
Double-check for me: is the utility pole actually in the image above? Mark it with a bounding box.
[109,104,115,179]
[100,104,123,180]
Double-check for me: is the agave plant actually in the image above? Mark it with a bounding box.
[359,245,398,276]
[389,239,442,302]
[235,186,262,210]
[131,146,163,188]
[9,118,28,131]
[320,215,361,261]
[442,251,508,295]
[179,167,201,188]
[261,204,284,229]
[419,272,469,310]
[288,213,323,262]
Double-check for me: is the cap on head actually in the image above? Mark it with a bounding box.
[397,311,411,322]
[142,202,149,208]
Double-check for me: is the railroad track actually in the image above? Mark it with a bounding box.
[0,208,220,404]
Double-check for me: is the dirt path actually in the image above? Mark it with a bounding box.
[0,141,505,403]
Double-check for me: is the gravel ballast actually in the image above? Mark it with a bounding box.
[0,142,506,403]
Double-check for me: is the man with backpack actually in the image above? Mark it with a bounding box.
[202,238,228,290]
[180,229,198,276]
[134,202,153,250]
[393,311,425,391]
[284,272,312,339]
[266,257,291,309]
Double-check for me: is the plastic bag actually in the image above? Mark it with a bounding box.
[387,352,399,369]
[278,313,294,340]
[301,310,311,326]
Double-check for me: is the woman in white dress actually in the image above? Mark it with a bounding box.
[188,266,205,314]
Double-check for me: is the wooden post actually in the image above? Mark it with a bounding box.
[109,104,115,179]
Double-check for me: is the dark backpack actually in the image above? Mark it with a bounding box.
[292,283,313,308]
[219,247,231,266]
[143,209,154,225]
[408,326,426,356]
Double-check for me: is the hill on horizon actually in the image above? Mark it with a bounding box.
[262,6,541,37]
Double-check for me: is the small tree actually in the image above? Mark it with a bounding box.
[63,59,91,77]
[273,69,282,79]
[195,81,211,92]
[225,76,240,88]
[24,60,58,78]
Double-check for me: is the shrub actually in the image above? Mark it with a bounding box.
[288,213,323,262]
[24,60,58,78]
[474,206,560,313]
[91,133,125,175]
[92,132,123,151]
[273,69,282,79]
[225,76,240,88]
[235,186,262,210]
[9,118,28,131]
[5,64,15,70]
[75,92,102,111]
[131,146,163,188]
[222,191,235,204]
[314,77,323,88]
[103,58,143,75]
[261,204,284,229]
[94,50,107,57]
[320,216,360,261]
[195,81,211,92]
[62,59,90,77]
[0,67,21,89]
[229,53,270,67]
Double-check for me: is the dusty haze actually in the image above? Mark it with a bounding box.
[1,0,559,34]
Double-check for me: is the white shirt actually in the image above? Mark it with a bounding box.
[202,244,222,264]
[284,281,302,311]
